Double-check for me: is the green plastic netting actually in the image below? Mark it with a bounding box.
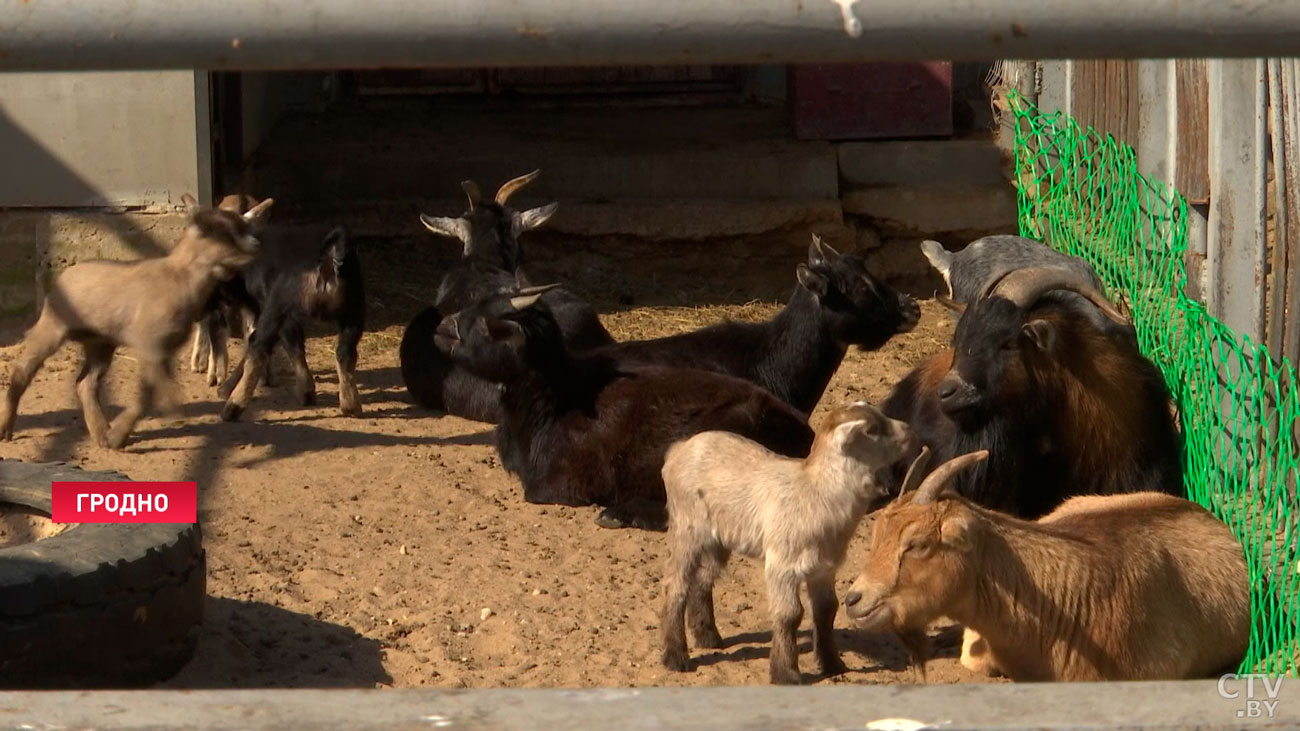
[1009,91,1299,675]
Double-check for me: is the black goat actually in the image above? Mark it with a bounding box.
[400,171,613,422]
[214,198,366,421]
[883,267,1183,518]
[605,235,918,415]
[435,285,815,530]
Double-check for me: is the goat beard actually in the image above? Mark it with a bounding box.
[897,627,930,683]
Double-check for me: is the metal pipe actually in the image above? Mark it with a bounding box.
[2,0,1300,71]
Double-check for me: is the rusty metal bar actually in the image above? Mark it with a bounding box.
[1,1,1300,71]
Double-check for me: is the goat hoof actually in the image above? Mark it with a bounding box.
[339,403,362,418]
[594,510,630,530]
[661,648,692,673]
[299,392,316,407]
[818,655,849,677]
[770,668,803,685]
[692,628,725,649]
[105,433,130,450]
[221,403,244,422]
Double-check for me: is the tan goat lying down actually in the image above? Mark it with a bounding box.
[0,195,271,449]
[844,450,1251,682]
[660,401,915,685]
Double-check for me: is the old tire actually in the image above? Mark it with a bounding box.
[0,459,205,688]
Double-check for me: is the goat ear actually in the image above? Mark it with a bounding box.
[919,239,953,277]
[512,202,558,237]
[243,197,275,224]
[420,214,471,245]
[180,193,201,215]
[940,512,973,549]
[1021,319,1057,353]
[796,264,829,297]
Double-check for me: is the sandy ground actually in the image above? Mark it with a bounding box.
[0,297,1004,689]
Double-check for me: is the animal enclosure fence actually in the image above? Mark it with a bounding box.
[1010,91,1299,675]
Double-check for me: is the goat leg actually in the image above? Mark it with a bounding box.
[686,546,728,649]
[217,352,244,399]
[660,546,699,672]
[807,571,848,676]
[766,565,805,685]
[0,311,67,440]
[75,342,115,448]
[335,319,363,417]
[106,358,165,449]
[959,627,1001,677]
[222,350,266,422]
[207,318,229,387]
[154,358,183,420]
[279,321,315,406]
[189,324,209,374]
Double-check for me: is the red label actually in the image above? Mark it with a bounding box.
[51,482,197,524]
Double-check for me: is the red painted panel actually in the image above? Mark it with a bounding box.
[790,62,954,140]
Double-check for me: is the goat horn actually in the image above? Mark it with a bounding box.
[935,295,966,314]
[461,180,482,209]
[495,169,541,205]
[898,446,932,496]
[242,198,274,221]
[508,282,563,311]
[811,233,842,261]
[986,266,1129,325]
[912,450,988,505]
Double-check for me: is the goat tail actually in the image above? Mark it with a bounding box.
[319,226,351,271]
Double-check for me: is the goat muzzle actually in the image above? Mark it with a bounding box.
[842,591,890,628]
[897,293,921,333]
[936,372,982,416]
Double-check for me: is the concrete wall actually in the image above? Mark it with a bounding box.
[0,71,205,209]
[0,71,206,318]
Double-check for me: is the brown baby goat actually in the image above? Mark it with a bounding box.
[659,402,916,685]
[0,195,271,448]
[843,451,1251,682]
